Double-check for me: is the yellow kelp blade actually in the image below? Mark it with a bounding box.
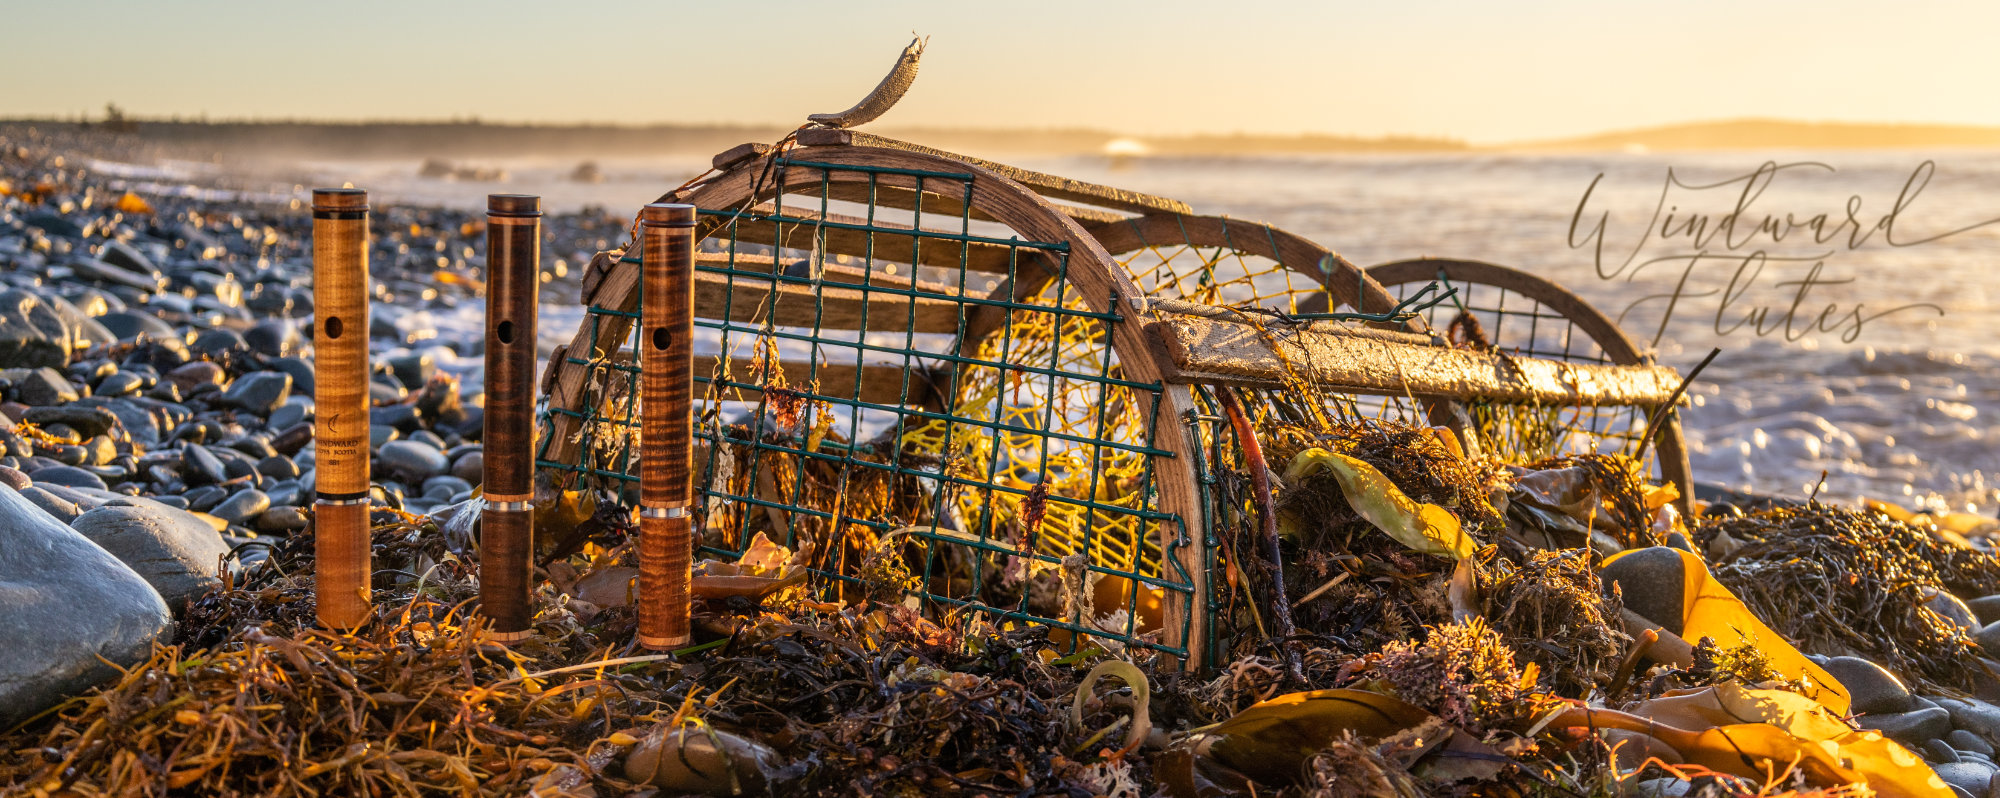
[1601,547,1851,714]
[1555,702,1948,798]
[1284,449,1477,559]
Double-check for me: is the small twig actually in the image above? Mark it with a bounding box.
[1218,389,1305,684]
[1291,571,1351,608]
[1634,347,1720,464]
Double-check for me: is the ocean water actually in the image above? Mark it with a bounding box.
[297,150,2000,514]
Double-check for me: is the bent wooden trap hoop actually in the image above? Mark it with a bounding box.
[1362,258,1695,512]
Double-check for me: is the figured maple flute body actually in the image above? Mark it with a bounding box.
[481,195,540,640]
[638,203,697,650]
[311,188,372,630]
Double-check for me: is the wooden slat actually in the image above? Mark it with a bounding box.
[798,128,1193,217]
[1148,315,1684,406]
[704,360,944,408]
[700,206,1039,275]
[696,251,969,296]
[587,350,944,408]
[695,269,966,334]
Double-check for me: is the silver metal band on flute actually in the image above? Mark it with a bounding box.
[486,500,532,512]
[642,506,689,519]
[315,497,371,507]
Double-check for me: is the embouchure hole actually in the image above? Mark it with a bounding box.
[325,317,343,339]
[497,320,515,344]
[652,328,671,350]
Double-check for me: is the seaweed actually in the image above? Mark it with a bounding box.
[1695,502,1999,692]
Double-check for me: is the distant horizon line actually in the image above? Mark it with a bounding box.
[13,114,2000,153]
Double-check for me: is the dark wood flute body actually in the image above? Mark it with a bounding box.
[481,194,541,640]
[638,203,697,649]
[311,188,372,630]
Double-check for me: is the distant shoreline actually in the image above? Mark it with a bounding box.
[8,117,2000,160]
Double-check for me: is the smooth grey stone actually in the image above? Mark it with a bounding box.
[449,449,482,484]
[1977,622,2000,661]
[1926,739,1962,763]
[95,370,142,397]
[96,240,158,277]
[263,479,302,508]
[385,352,435,389]
[188,328,246,356]
[150,495,188,510]
[369,425,398,448]
[268,356,313,395]
[268,398,311,431]
[422,475,472,502]
[372,403,420,432]
[224,437,277,461]
[210,489,270,526]
[0,289,71,370]
[255,455,299,480]
[183,484,228,513]
[69,257,160,292]
[37,483,107,513]
[1936,762,1996,795]
[1923,587,1980,632]
[24,405,118,438]
[0,484,172,729]
[1968,596,2000,627]
[181,443,226,485]
[220,371,290,416]
[69,498,231,612]
[1939,698,2000,741]
[378,440,446,483]
[252,505,307,534]
[96,310,177,342]
[1951,730,1994,756]
[31,465,106,491]
[408,430,446,450]
[18,485,81,522]
[77,397,158,446]
[242,319,299,357]
[1600,546,1686,635]
[1823,656,1916,715]
[0,465,29,490]
[1866,706,1953,744]
[3,366,79,406]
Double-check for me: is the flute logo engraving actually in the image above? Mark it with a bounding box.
[1567,161,1973,347]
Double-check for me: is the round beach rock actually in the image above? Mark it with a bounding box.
[1822,656,1915,715]
[1599,546,1686,635]
[0,484,172,729]
[69,497,232,611]
[378,440,448,484]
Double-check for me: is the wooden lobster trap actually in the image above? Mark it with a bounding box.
[530,127,1693,668]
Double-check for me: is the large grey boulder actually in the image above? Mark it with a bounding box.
[69,497,232,611]
[0,288,73,369]
[0,484,172,729]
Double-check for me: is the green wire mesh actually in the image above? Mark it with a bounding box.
[535,156,1197,657]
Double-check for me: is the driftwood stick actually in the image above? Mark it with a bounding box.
[311,188,372,630]
[1219,389,1304,684]
[638,203,697,650]
[480,194,541,640]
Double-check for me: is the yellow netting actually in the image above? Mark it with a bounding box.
[1117,241,1320,313]
[899,282,1162,576]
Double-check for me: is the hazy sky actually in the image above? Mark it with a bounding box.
[7,0,1996,143]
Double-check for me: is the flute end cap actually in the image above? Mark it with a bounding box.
[488,194,542,216]
[641,203,697,227]
[311,188,368,211]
